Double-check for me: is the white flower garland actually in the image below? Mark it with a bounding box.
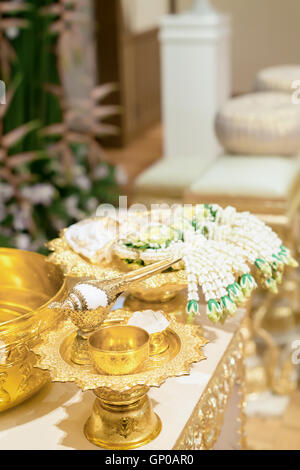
[114,204,298,323]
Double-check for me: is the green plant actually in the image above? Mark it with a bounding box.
[0,0,120,252]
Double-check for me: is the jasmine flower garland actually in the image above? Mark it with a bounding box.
[102,205,299,324]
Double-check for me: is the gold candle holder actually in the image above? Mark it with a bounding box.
[89,326,149,375]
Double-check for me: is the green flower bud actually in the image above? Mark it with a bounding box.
[207,299,222,323]
[228,282,246,305]
[272,270,282,284]
[255,258,272,277]
[187,299,199,315]
[263,277,278,294]
[186,313,195,324]
[286,256,299,268]
[218,310,228,325]
[276,249,298,268]
[239,274,256,297]
[272,253,284,264]
[221,295,237,317]
[271,259,284,272]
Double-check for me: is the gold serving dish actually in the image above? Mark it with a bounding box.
[0,248,67,411]
[48,236,187,302]
[34,309,206,449]
[60,320,182,382]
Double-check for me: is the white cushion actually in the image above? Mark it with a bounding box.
[189,154,300,199]
[135,158,211,196]
[255,65,300,93]
[215,92,300,156]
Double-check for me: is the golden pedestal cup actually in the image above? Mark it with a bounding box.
[86,326,162,449]
[84,385,162,450]
[33,307,207,450]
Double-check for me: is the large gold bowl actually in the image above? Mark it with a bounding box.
[0,248,67,411]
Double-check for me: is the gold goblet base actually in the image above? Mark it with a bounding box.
[84,386,161,449]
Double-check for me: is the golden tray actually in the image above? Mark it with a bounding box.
[47,236,187,302]
[33,309,207,449]
[34,310,206,392]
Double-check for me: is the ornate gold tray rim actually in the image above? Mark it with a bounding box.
[47,235,188,290]
[33,317,207,393]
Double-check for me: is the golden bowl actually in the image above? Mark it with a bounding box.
[0,248,67,412]
[112,255,185,303]
[89,325,149,375]
[128,284,184,303]
[47,237,187,304]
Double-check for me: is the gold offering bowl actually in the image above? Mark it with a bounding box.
[127,282,184,303]
[0,248,67,412]
[33,310,207,449]
[100,309,170,356]
[106,309,169,356]
[89,326,149,375]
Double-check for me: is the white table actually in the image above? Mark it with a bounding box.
[0,306,246,450]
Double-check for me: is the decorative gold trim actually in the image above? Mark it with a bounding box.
[237,366,248,450]
[174,323,245,450]
[47,236,188,293]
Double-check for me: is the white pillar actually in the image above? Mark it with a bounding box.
[135,0,231,199]
[160,0,231,164]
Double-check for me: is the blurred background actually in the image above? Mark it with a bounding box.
[1,0,300,450]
